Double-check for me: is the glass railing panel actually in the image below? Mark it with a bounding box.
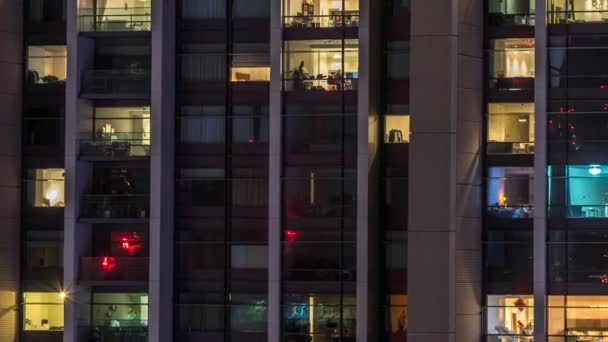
[81,70,151,94]
[488,12,535,26]
[78,7,151,32]
[283,13,359,28]
[80,194,150,219]
[80,132,150,158]
[487,142,535,154]
[548,10,608,24]
[80,256,149,281]
[487,205,535,219]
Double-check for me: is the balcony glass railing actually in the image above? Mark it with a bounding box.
[80,194,149,219]
[548,10,608,24]
[487,141,535,154]
[283,13,359,28]
[80,256,148,281]
[78,7,151,32]
[283,77,359,92]
[80,133,150,158]
[81,70,150,94]
[488,12,535,26]
[487,204,535,219]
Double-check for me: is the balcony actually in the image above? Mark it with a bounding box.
[283,13,359,40]
[80,135,150,160]
[80,256,148,282]
[78,7,151,33]
[80,194,149,221]
[81,70,150,98]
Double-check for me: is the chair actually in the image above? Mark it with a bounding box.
[235,72,251,81]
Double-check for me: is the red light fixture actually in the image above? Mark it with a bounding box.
[101,256,117,272]
[285,230,298,242]
[114,232,144,256]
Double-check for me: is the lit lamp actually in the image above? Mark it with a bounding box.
[589,165,602,176]
[44,188,58,207]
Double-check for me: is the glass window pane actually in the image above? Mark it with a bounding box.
[23,292,64,331]
[25,169,65,207]
[488,103,535,154]
[27,46,67,85]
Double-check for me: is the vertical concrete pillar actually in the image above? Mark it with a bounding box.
[268,0,282,339]
[356,0,381,340]
[64,1,95,341]
[0,0,22,339]
[149,0,176,341]
[533,0,548,339]
[408,0,483,341]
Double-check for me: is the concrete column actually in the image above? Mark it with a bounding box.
[0,0,22,339]
[533,0,547,339]
[267,0,282,339]
[356,0,381,340]
[148,0,176,341]
[408,0,483,341]
[64,1,96,340]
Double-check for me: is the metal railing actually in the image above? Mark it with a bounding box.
[81,69,150,94]
[549,10,608,24]
[283,13,359,28]
[487,141,535,154]
[487,205,535,219]
[80,194,149,219]
[80,256,149,281]
[80,133,150,158]
[78,7,151,32]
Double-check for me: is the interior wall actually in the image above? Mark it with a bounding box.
[0,0,22,339]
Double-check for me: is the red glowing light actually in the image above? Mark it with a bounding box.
[247,138,254,143]
[601,274,608,284]
[114,233,143,256]
[101,256,117,272]
[285,230,298,242]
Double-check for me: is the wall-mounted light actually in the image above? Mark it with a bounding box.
[589,165,602,176]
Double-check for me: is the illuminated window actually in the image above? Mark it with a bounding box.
[92,293,148,328]
[27,46,66,85]
[80,107,151,157]
[23,292,64,331]
[231,67,270,82]
[548,0,608,24]
[231,45,270,82]
[387,295,408,336]
[548,296,608,338]
[78,0,151,32]
[384,115,410,144]
[487,167,534,219]
[488,103,534,154]
[565,165,608,218]
[25,169,65,207]
[283,39,359,91]
[486,295,534,337]
[490,38,535,78]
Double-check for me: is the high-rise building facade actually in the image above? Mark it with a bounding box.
[5,0,608,341]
